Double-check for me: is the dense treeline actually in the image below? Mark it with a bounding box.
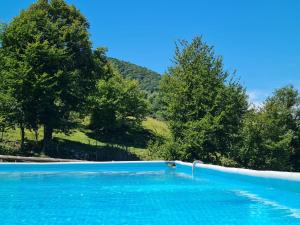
[150,37,300,171]
[236,87,300,171]
[0,0,299,171]
[109,57,161,94]
[108,57,161,117]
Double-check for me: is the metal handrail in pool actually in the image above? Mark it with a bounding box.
[192,160,203,177]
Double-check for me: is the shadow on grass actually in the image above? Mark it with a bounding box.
[0,124,158,161]
[0,138,141,161]
[86,125,156,149]
[43,138,142,161]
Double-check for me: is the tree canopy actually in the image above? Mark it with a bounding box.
[90,68,149,133]
[1,0,102,150]
[109,57,161,94]
[236,86,300,171]
[0,22,6,46]
[158,37,248,163]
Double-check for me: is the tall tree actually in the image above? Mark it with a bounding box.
[90,68,149,133]
[159,37,248,163]
[1,23,25,145]
[2,0,100,150]
[237,86,300,171]
[0,22,6,46]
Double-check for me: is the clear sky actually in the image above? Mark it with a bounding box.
[1,0,300,105]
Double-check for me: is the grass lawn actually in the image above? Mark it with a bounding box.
[0,117,170,161]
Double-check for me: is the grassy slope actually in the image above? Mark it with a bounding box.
[0,117,170,160]
[142,117,170,139]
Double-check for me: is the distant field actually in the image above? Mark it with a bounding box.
[0,117,170,161]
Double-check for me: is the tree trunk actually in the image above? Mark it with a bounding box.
[0,127,4,142]
[43,125,53,152]
[34,128,39,144]
[20,124,25,149]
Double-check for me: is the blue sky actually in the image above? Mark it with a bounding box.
[1,0,300,105]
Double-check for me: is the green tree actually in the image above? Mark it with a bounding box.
[237,86,300,171]
[109,57,161,94]
[159,37,248,163]
[0,22,6,46]
[0,29,25,145]
[1,0,101,150]
[90,70,149,133]
[0,91,11,141]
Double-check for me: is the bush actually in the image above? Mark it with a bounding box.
[148,138,185,161]
[0,144,19,155]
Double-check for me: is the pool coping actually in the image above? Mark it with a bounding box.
[1,160,300,181]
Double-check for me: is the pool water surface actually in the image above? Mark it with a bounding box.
[0,162,300,225]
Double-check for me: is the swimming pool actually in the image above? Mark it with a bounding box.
[0,161,300,225]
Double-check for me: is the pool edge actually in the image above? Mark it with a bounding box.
[175,161,300,182]
[1,160,300,181]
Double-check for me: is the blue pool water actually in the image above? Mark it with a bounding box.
[0,162,300,225]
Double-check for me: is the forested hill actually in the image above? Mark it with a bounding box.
[109,57,161,93]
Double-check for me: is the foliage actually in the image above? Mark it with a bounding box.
[158,37,248,163]
[90,70,149,133]
[0,117,165,161]
[142,117,170,139]
[1,0,103,150]
[0,22,6,46]
[0,144,19,156]
[0,33,21,141]
[109,57,161,94]
[148,138,184,160]
[236,86,300,171]
[0,92,17,138]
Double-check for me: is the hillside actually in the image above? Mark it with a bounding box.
[109,57,161,93]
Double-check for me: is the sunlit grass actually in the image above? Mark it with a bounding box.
[142,117,171,139]
[1,117,168,160]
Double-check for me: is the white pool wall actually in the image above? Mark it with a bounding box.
[1,160,300,181]
[176,160,300,182]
